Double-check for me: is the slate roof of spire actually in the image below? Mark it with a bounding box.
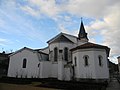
[78,19,88,40]
[79,20,86,34]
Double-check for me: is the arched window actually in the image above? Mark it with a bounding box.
[64,47,68,61]
[83,55,89,66]
[98,55,103,66]
[54,47,58,62]
[74,56,77,66]
[23,58,27,68]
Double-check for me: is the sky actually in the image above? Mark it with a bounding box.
[0,0,120,64]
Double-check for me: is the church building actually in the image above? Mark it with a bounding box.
[7,20,110,81]
[117,56,120,74]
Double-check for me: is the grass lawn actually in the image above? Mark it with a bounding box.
[0,78,107,90]
[0,83,59,90]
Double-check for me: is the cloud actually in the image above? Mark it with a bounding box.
[17,0,120,21]
[20,0,61,18]
[0,1,44,41]
[0,38,12,46]
[20,6,40,17]
[84,2,120,63]
[0,18,5,27]
[64,0,120,18]
[20,0,119,19]
[0,38,7,42]
[53,0,120,63]
[103,9,120,56]
[0,0,120,63]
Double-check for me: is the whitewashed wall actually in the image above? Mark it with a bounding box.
[51,63,58,78]
[72,49,96,79]
[48,41,74,79]
[64,67,71,81]
[72,48,109,79]
[39,61,51,78]
[7,49,40,78]
[49,42,74,62]
[94,49,109,79]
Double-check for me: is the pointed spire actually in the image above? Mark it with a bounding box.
[78,18,89,41]
[79,18,86,34]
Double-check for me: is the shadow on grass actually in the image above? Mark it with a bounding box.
[37,80,107,90]
[0,77,107,90]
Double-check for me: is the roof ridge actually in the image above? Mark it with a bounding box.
[71,42,110,51]
[9,47,34,57]
[34,46,48,51]
[61,32,77,38]
[47,32,77,43]
[83,42,108,47]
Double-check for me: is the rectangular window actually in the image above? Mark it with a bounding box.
[64,47,68,61]
[84,55,89,66]
[23,58,27,68]
[99,59,102,66]
[98,56,103,66]
[50,51,53,61]
[54,47,58,62]
[74,57,77,66]
[85,59,88,66]
[59,50,63,53]
[75,59,77,66]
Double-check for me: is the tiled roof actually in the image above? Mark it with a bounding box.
[70,42,110,51]
[47,32,77,44]
[117,56,120,59]
[0,53,11,57]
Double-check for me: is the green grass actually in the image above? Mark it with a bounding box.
[0,83,59,90]
[30,82,42,86]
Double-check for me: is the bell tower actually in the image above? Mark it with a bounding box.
[78,19,89,42]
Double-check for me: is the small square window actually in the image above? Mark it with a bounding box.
[59,50,63,53]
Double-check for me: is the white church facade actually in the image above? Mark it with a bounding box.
[7,21,110,81]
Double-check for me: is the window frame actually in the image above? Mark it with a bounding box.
[64,47,68,61]
[54,47,58,62]
[74,56,77,66]
[98,55,103,67]
[22,58,27,68]
[83,55,89,67]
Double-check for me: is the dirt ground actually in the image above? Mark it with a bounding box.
[0,83,59,90]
